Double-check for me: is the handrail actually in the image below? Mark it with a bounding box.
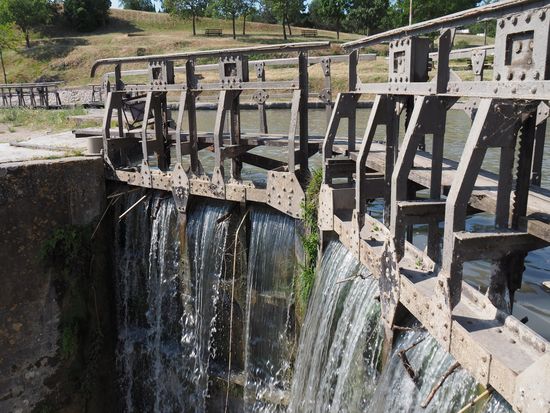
[342,0,546,51]
[0,81,63,87]
[90,41,331,77]
[98,53,375,85]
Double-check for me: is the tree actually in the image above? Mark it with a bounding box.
[345,0,388,35]
[388,0,477,27]
[209,0,244,39]
[120,0,156,12]
[264,0,303,40]
[164,0,207,35]
[241,0,255,35]
[318,0,350,39]
[64,0,111,32]
[0,23,20,83]
[0,0,51,48]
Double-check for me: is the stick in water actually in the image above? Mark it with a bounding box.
[420,361,460,407]
[118,195,147,221]
[456,387,493,413]
[398,336,426,384]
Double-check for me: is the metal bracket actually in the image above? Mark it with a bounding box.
[147,59,175,85]
[493,7,550,81]
[320,57,331,76]
[211,166,226,198]
[252,89,269,104]
[318,88,331,104]
[219,54,249,83]
[140,160,153,188]
[171,163,190,213]
[388,36,430,83]
[266,171,304,218]
[379,237,400,334]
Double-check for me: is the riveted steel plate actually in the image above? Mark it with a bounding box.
[318,184,334,231]
[379,237,400,328]
[450,322,491,386]
[266,171,304,218]
[514,354,550,413]
[171,163,190,213]
[225,183,246,202]
[140,161,153,188]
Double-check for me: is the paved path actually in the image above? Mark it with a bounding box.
[0,131,88,164]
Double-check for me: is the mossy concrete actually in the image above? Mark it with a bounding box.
[0,157,114,412]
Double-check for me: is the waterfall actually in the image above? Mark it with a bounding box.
[185,201,233,410]
[113,193,515,413]
[114,193,232,412]
[115,192,188,412]
[244,207,298,412]
[289,241,383,413]
[369,328,512,413]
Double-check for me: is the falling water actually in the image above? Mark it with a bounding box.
[369,328,513,413]
[114,192,232,412]
[113,192,516,412]
[185,200,233,410]
[115,192,188,412]
[244,207,298,412]
[289,241,383,413]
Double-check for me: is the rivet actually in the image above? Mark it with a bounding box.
[495,72,501,81]
[499,19,505,28]
[525,14,531,23]
[512,16,518,25]
[507,71,514,80]
[533,71,540,79]
[539,10,546,20]
[531,87,537,94]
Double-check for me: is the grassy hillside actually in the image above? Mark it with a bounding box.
[2,9,361,87]
[2,9,491,91]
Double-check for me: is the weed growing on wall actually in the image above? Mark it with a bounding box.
[297,168,322,315]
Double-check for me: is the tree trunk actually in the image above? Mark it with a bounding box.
[282,16,287,40]
[0,49,7,84]
[232,15,236,39]
[336,16,340,40]
[192,14,196,36]
[25,30,30,48]
[287,22,292,36]
[242,14,246,36]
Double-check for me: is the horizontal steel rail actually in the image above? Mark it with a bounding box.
[90,41,331,77]
[343,0,546,51]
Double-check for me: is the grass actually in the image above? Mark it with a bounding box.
[0,107,89,131]
[297,168,323,317]
[2,8,492,92]
[2,9,360,88]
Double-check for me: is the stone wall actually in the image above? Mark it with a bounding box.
[0,157,114,412]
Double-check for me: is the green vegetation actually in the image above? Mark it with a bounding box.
[0,0,51,48]
[64,0,111,32]
[40,226,92,361]
[0,23,20,83]
[121,0,155,12]
[297,168,322,314]
[0,107,88,131]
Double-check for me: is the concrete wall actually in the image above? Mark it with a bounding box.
[0,157,108,412]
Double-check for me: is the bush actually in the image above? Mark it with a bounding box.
[64,0,110,32]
